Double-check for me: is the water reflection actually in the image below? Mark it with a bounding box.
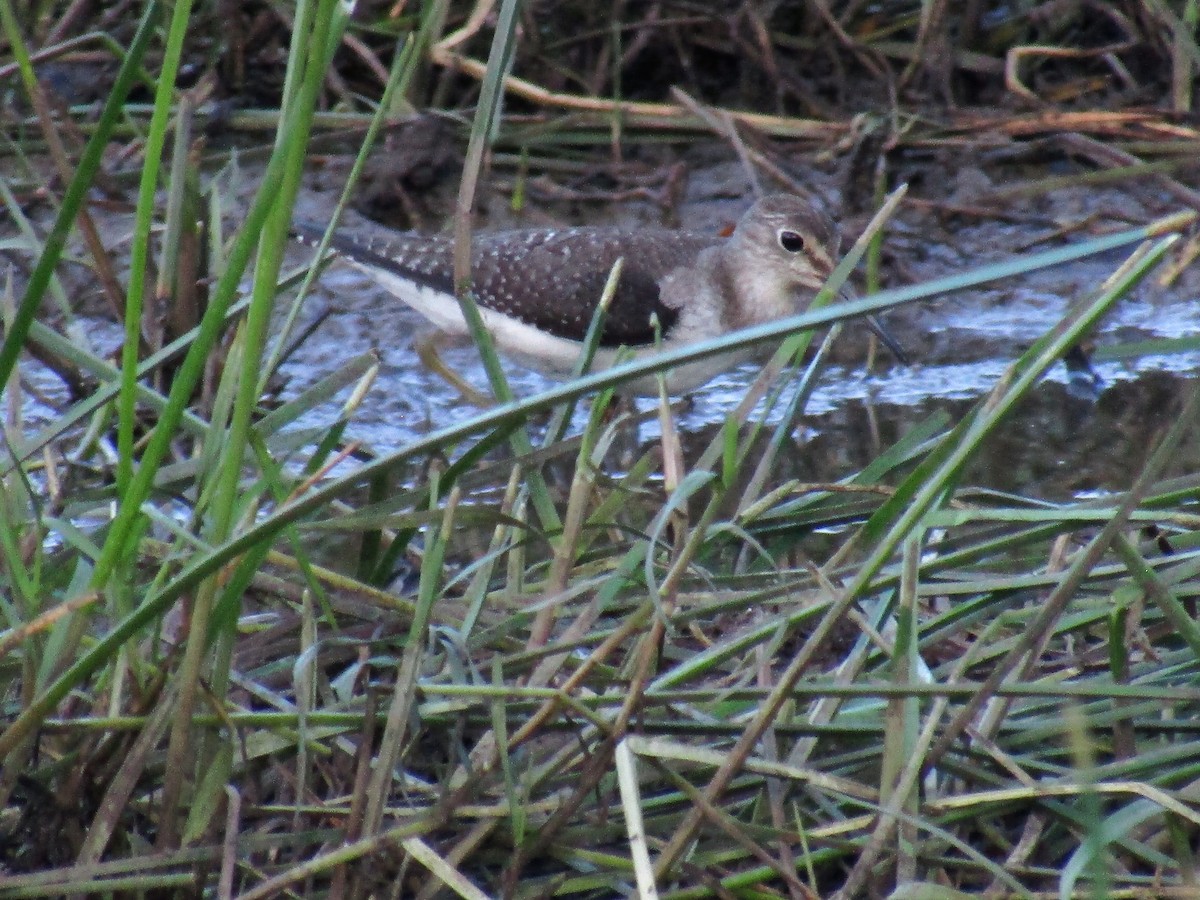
[785,370,1192,501]
[274,310,1198,503]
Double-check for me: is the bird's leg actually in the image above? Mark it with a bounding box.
[415,331,494,407]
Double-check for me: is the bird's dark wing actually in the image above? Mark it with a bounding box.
[469,228,717,347]
[294,222,718,347]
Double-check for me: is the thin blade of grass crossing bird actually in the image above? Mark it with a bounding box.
[294,194,905,395]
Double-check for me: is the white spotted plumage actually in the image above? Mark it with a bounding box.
[298,194,844,395]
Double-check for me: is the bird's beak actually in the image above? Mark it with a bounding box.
[833,286,908,365]
[866,314,908,365]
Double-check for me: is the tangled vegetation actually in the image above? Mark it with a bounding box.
[2,1,1200,897]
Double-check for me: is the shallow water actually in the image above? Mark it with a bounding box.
[257,235,1200,503]
[12,172,1200,504]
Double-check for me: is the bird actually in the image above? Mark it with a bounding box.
[295,193,902,397]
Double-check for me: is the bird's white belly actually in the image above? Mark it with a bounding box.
[359,263,754,396]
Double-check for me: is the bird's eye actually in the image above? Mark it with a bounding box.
[779,230,806,253]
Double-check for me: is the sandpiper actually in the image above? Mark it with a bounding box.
[296,194,899,395]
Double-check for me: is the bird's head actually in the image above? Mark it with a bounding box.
[730,192,842,297]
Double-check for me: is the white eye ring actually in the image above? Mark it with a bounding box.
[778,230,806,253]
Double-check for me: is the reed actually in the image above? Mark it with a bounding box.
[3,1,1200,896]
